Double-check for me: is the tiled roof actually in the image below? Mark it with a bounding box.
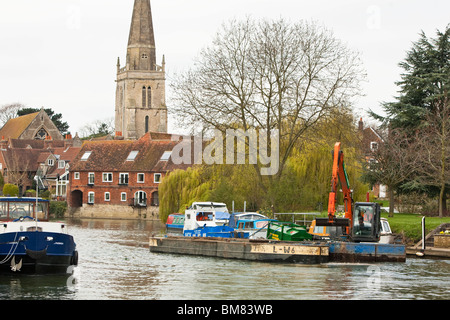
[71,132,193,173]
[0,112,39,139]
[9,139,66,149]
[1,148,41,171]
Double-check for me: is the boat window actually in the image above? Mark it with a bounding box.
[255,221,269,229]
[0,202,7,219]
[382,220,391,233]
[196,212,212,221]
[27,226,43,232]
[313,226,325,234]
[9,202,33,220]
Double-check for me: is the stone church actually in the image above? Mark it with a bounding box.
[115,0,168,140]
[0,108,64,141]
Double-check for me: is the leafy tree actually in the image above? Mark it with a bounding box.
[370,25,450,214]
[371,25,450,129]
[18,108,70,135]
[3,184,19,197]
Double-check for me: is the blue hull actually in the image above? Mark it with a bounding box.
[328,242,406,262]
[0,231,78,274]
[183,226,249,239]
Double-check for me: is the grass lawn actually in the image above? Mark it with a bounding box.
[382,212,450,244]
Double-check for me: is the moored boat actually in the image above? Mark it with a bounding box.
[229,212,276,239]
[166,213,184,233]
[183,202,246,238]
[0,197,78,274]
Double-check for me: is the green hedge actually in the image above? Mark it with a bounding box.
[50,201,67,219]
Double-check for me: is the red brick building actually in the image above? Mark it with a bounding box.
[358,118,386,198]
[0,137,81,197]
[67,132,191,220]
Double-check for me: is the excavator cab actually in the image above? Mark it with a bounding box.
[352,202,381,242]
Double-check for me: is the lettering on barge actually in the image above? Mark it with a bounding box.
[250,243,327,256]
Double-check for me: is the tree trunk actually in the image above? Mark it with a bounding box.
[388,186,395,217]
[439,183,445,218]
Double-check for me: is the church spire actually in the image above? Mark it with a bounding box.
[127,0,156,71]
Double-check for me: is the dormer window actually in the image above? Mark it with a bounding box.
[58,160,65,169]
[160,151,172,161]
[127,151,139,161]
[81,151,92,161]
[47,159,54,166]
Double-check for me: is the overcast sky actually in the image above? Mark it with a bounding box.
[0,0,449,136]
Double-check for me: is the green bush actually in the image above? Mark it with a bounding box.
[3,184,19,197]
[25,189,36,197]
[39,190,51,200]
[50,201,67,218]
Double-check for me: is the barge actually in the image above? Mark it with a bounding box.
[149,236,329,264]
[149,236,406,263]
[329,241,406,262]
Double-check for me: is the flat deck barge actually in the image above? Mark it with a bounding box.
[149,236,329,264]
[149,236,407,263]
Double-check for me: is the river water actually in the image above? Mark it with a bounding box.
[0,219,449,300]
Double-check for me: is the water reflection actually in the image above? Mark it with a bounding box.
[0,218,449,300]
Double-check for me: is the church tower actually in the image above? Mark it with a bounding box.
[115,0,168,140]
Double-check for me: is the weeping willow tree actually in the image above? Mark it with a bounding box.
[159,110,370,223]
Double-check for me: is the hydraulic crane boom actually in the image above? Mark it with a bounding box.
[327,142,353,228]
[312,142,381,243]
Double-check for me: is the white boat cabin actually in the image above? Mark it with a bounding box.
[183,202,230,231]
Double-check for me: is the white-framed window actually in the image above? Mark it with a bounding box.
[134,191,147,207]
[370,142,378,151]
[58,160,65,168]
[119,173,129,185]
[88,172,95,185]
[104,192,110,202]
[137,173,145,183]
[88,192,95,204]
[121,192,127,202]
[74,172,80,180]
[47,159,54,166]
[154,173,162,183]
[102,172,113,182]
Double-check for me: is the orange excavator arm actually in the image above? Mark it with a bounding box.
[327,142,353,229]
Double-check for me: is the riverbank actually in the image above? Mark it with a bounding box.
[384,213,450,245]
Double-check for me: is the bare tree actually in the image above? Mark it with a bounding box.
[0,103,25,127]
[362,128,418,217]
[4,151,33,192]
[413,94,450,217]
[80,117,115,139]
[171,18,365,187]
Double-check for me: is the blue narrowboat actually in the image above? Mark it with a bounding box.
[0,197,78,274]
